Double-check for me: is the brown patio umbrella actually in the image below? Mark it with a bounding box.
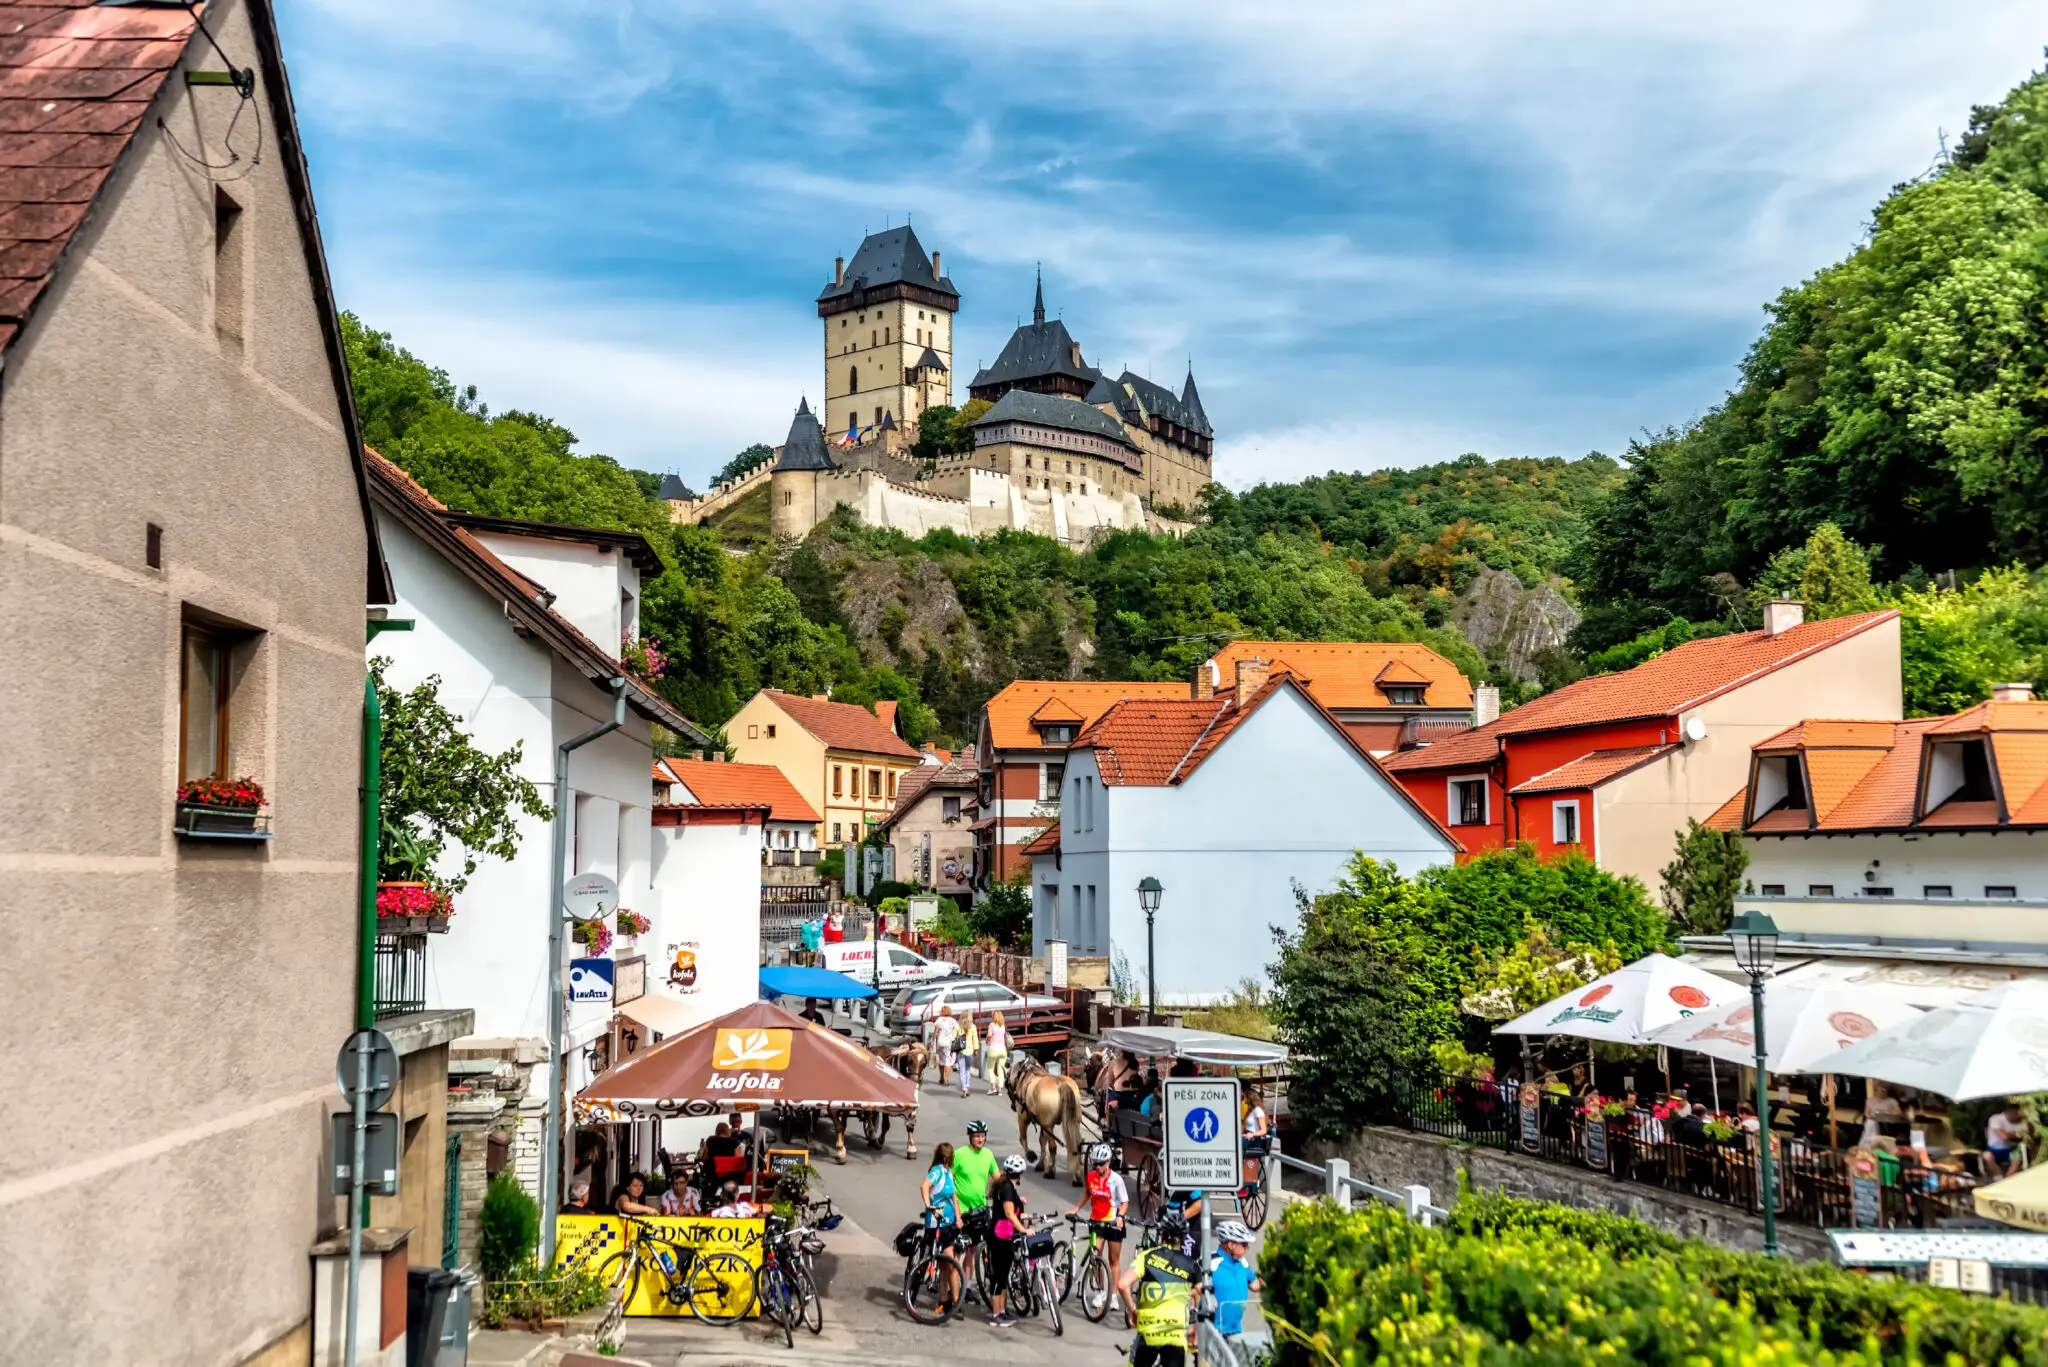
[574,1000,917,1122]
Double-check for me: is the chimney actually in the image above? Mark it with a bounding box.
[1473,684,1500,728]
[1234,657,1269,708]
[931,250,941,277]
[711,750,726,762]
[1192,660,1216,701]
[833,256,845,286]
[694,749,707,762]
[1993,682,2036,703]
[1762,599,1805,638]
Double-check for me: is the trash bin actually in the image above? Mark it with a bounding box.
[437,1269,477,1367]
[406,1267,459,1367]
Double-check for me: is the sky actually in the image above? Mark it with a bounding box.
[275,2,2046,492]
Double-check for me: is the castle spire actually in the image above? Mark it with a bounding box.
[1033,266,1045,326]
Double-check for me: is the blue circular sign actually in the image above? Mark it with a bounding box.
[1183,1106,1221,1143]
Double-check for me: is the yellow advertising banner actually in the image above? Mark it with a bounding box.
[554,1214,764,1317]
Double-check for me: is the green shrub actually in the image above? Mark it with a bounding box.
[1263,1195,2048,1367]
[477,1170,539,1282]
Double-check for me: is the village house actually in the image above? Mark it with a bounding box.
[880,753,981,898]
[656,754,822,866]
[1704,685,2048,957]
[1382,604,1903,895]
[727,689,923,847]
[1201,639,1481,752]
[0,3,456,1362]
[1040,660,1462,1003]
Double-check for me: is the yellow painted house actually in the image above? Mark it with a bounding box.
[727,690,924,845]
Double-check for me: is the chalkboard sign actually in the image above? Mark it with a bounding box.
[767,1148,809,1177]
[1518,1084,1542,1153]
[1584,1116,1609,1171]
[1849,1146,1882,1228]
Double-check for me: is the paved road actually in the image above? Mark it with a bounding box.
[618,1060,1270,1365]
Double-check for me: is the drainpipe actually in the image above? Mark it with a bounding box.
[541,676,628,1271]
[359,619,413,1028]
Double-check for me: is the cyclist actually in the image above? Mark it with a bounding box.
[985,1153,1030,1327]
[919,1141,961,1303]
[1117,1211,1197,1366]
[1070,1142,1132,1325]
[1209,1219,1261,1346]
[953,1120,999,1298]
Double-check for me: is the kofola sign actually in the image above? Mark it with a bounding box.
[706,1028,791,1094]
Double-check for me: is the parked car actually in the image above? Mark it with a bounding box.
[815,939,959,990]
[885,975,1063,1035]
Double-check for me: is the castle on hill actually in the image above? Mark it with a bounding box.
[666,226,1210,547]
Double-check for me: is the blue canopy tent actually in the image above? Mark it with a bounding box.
[758,964,878,1001]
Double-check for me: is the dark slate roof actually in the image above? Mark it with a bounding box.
[969,318,1101,392]
[972,390,1138,448]
[1181,370,1210,432]
[880,410,898,432]
[1084,374,1120,406]
[773,399,837,472]
[911,346,948,373]
[1112,371,1213,438]
[658,473,694,501]
[818,225,957,303]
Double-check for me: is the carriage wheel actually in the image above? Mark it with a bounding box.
[1133,1153,1163,1223]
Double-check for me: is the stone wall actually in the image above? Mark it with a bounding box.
[1307,1125,1834,1261]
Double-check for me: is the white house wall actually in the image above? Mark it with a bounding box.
[1039,688,1456,1003]
[471,531,638,649]
[1740,828,2048,947]
[650,819,764,1033]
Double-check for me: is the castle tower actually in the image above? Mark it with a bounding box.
[817,225,957,448]
[769,397,837,540]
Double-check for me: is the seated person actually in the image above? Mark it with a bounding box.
[1987,1103,2029,1178]
[708,1181,761,1219]
[699,1122,744,1164]
[612,1172,661,1217]
[659,1168,700,1216]
[559,1179,595,1216]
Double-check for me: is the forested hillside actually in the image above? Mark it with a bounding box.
[341,57,2048,744]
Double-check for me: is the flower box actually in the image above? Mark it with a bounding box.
[173,804,273,840]
[376,880,453,931]
[379,915,451,935]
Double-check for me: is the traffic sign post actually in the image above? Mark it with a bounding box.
[1163,1077,1242,1191]
[335,1027,393,1367]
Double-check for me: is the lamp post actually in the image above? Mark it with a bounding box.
[1727,909,1781,1257]
[1137,877,1163,1025]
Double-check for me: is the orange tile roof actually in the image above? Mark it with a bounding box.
[1021,823,1061,856]
[763,690,921,759]
[1206,640,1472,713]
[1704,787,1747,832]
[1757,719,1899,751]
[883,756,977,827]
[874,700,899,735]
[983,680,1189,753]
[657,758,820,824]
[1508,745,1677,795]
[1805,746,1893,822]
[1385,610,1899,774]
[1031,697,1087,724]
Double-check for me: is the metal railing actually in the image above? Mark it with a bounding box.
[373,931,427,1019]
[1272,1143,1448,1224]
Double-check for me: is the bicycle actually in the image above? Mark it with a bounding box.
[1238,1146,1273,1231]
[589,1216,755,1325]
[753,1215,820,1347]
[1057,1213,1120,1323]
[901,1217,966,1325]
[1017,1220,1063,1336]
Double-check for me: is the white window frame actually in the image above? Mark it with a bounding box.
[1447,773,1490,828]
[1552,799,1581,846]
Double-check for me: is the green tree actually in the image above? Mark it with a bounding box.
[1897,566,2048,714]
[373,660,553,894]
[971,874,1033,949]
[477,1170,539,1281]
[1752,522,1881,617]
[1459,921,1622,1022]
[1659,819,1749,937]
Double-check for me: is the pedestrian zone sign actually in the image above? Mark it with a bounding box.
[1163,1077,1242,1191]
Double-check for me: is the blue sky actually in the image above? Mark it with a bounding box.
[277,1,2046,492]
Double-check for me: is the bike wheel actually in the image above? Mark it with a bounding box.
[1241,1182,1269,1232]
[685,1251,755,1325]
[903,1253,961,1325]
[1079,1254,1111,1322]
[1051,1239,1075,1302]
[1008,1259,1036,1318]
[593,1248,640,1313]
[640,1239,687,1308]
[796,1261,824,1334]
[1039,1264,1063,1336]
[754,1264,795,1348]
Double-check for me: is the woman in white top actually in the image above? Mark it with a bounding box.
[928,1005,960,1087]
[1241,1085,1271,1186]
[984,1013,1011,1096]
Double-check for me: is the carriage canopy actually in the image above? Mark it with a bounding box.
[1099,1025,1289,1068]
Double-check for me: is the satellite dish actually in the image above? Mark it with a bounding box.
[1682,716,1708,743]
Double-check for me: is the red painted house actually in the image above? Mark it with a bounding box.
[1382,604,1904,894]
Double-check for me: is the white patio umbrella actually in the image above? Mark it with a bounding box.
[1495,952,1744,1045]
[1646,982,1927,1074]
[1821,980,2048,1101]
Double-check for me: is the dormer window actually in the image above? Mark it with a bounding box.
[1751,753,1808,819]
[1925,738,1994,812]
[1036,724,1075,745]
[1386,687,1424,706]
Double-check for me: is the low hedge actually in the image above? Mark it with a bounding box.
[1262,1193,2048,1367]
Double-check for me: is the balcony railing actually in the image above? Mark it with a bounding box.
[769,849,796,866]
[799,849,821,866]
[373,931,427,1019]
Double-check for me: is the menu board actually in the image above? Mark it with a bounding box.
[1584,1117,1609,1171]
[1518,1083,1542,1153]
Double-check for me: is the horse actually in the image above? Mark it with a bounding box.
[867,1041,925,1161]
[1009,1055,1086,1184]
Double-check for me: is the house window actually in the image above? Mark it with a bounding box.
[1036,724,1074,745]
[1987,885,2019,899]
[1552,800,1580,846]
[748,724,759,739]
[146,522,163,569]
[1449,777,1487,827]
[179,622,232,782]
[1808,884,1835,896]
[941,795,961,821]
[832,822,842,842]
[214,187,245,346]
[1041,762,1065,800]
[868,768,882,799]
[833,766,843,797]
[1387,687,1424,706]
[1025,455,1033,468]
[1760,884,1785,896]
[889,770,898,799]
[1045,884,1060,939]
[766,724,776,739]
[1864,887,1894,897]
[1924,885,1953,898]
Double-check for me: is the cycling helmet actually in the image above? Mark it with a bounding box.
[965,1119,989,1137]
[1215,1220,1253,1245]
[1156,1211,1190,1240]
[1089,1143,1113,1165]
[1002,1153,1029,1174]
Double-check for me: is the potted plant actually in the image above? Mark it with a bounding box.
[377,824,454,932]
[614,909,650,942]
[619,632,667,681]
[571,920,613,956]
[176,775,267,834]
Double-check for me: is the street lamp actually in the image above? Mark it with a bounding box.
[1137,877,1163,1025]
[1727,908,1781,1257]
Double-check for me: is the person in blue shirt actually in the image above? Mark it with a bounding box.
[1208,1220,1261,1341]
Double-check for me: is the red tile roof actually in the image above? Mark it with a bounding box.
[1021,823,1061,856]
[0,1,198,354]
[1384,610,1899,773]
[1206,640,1472,713]
[874,700,899,735]
[1508,745,1677,795]
[882,756,978,827]
[983,680,1190,753]
[763,690,920,759]
[657,758,819,824]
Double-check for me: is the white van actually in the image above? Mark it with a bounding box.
[816,939,959,989]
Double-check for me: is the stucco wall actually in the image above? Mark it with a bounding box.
[649,816,764,1033]
[0,3,375,1360]
[468,531,638,650]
